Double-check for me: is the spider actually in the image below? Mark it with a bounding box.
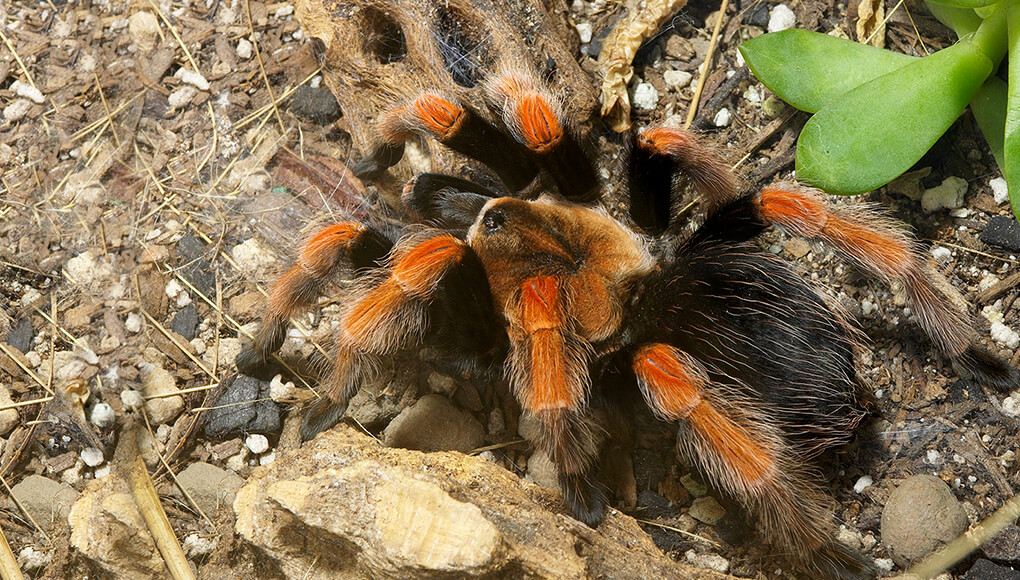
[236,70,1018,579]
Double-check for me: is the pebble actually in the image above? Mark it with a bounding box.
[120,389,144,410]
[767,4,796,33]
[524,449,558,489]
[837,525,864,550]
[3,99,33,122]
[990,177,1009,205]
[980,216,1020,252]
[142,366,185,425]
[631,82,659,111]
[983,307,1020,349]
[0,386,20,436]
[236,38,253,59]
[10,475,81,532]
[1001,395,1020,417]
[170,304,199,340]
[874,558,895,572]
[981,524,1020,562]
[12,80,45,104]
[713,108,732,127]
[962,559,1020,580]
[175,462,245,514]
[680,473,709,497]
[743,3,770,27]
[80,447,104,467]
[854,475,874,493]
[231,237,277,274]
[881,474,968,565]
[168,86,198,109]
[288,85,341,125]
[382,394,485,453]
[268,374,302,403]
[575,21,593,44]
[930,246,952,263]
[663,69,693,89]
[128,11,160,52]
[245,433,269,454]
[688,496,726,524]
[165,279,192,308]
[5,317,34,352]
[204,374,280,438]
[18,547,52,570]
[124,312,144,333]
[177,69,210,91]
[183,534,218,559]
[921,176,968,212]
[685,550,730,573]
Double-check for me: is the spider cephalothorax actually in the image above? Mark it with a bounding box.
[237,66,1018,580]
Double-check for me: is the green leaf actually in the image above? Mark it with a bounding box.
[1006,0,1020,219]
[796,39,993,194]
[738,30,916,113]
[924,0,1000,9]
[971,76,1007,171]
[925,1,982,37]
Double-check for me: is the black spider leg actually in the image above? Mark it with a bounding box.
[627,140,674,235]
[533,130,600,203]
[403,173,500,235]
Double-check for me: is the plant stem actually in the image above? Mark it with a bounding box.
[925,1,981,38]
[966,0,1009,64]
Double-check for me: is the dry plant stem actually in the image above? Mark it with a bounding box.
[0,525,25,580]
[599,0,690,132]
[121,418,197,580]
[684,0,729,129]
[903,490,1020,579]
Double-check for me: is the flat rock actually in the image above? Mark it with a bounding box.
[175,462,245,514]
[980,216,1020,252]
[5,316,33,352]
[962,559,1020,580]
[382,394,484,453]
[234,426,734,580]
[289,85,341,124]
[983,524,1020,563]
[881,474,968,566]
[69,474,168,579]
[9,475,80,532]
[204,374,280,438]
[142,365,184,425]
[689,496,726,524]
[170,304,199,340]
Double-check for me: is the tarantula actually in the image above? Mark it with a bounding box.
[237,70,1017,579]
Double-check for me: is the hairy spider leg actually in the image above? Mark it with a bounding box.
[484,72,599,201]
[401,173,500,232]
[236,222,392,375]
[632,344,876,580]
[756,183,1018,390]
[376,93,539,192]
[302,230,501,439]
[507,275,605,524]
[630,126,740,234]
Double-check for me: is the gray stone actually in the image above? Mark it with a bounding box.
[382,394,484,453]
[175,462,244,514]
[962,559,1020,580]
[5,317,33,352]
[881,474,969,565]
[980,216,1020,252]
[289,85,341,125]
[204,374,281,438]
[170,304,198,340]
[9,475,80,532]
[982,524,1020,563]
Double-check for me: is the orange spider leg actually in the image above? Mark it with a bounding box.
[636,127,740,204]
[632,343,875,578]
[756,183,975,359]
[236,222,391,374]
[485,71,598,199]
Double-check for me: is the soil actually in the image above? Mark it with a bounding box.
[1,0,1018,578]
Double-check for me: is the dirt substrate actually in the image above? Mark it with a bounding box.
[1,0,1019,578]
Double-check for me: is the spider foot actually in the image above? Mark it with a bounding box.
[559,471,606,527]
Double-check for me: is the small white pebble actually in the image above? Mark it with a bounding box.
[176,69,210,91]
[245,433,269,454]
[258,450,276,465]
[836,526,863,550]
[125,313,144,333]
[1002,396,1020,417]
[968,475,978,483]
[3,99,33,122]
[861,533,877,550]
[930,246,952,263]
[168,86,198,109]
[80,447,104,467]
[631,82,659,111]
[236,38,253,60]
[861,299,875,316]
[18,547,52,570]
[853,475,873,493]
[274,5,294,18]
[183,533,218,558]
[12,80,45,104]
[926,449,941,464]
[663,69,693,90]
[121,389,144,409]
[94,464,112,478]
[921,176,967,212]
[575,21,592,44]
[874,558,895,572]
[685,550,730,573]
[713,107,732,127]
[990,177,1009,205]
[990,321,1020,349]
[768,4,796,33]
[90,402,116,428]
